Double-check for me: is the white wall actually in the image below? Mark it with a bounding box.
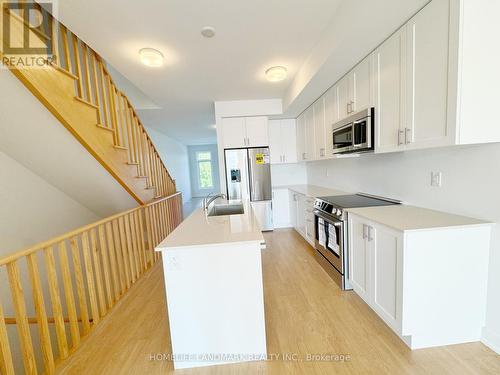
[146,127,192,203]
[271,163,307,187]
[306,143,500,353]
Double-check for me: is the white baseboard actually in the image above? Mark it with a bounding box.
[482,326,500,354]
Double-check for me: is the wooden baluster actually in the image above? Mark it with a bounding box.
[136,120,145,176]
[151,204,160,261]
[137,209,148,271]
[43,247,69,359]
[97,225,113,309]
[116,89,127,149]
[145,136,154,187]
[107,76,120,144]
[118,217,132,288]
[71,34,84,98]
[90,52,102,125]
[106,222,121,300]
[111,220,126,294]
[89,229,106,316]
[0,293,15,375]
[133,211,145,274]
[81,44,92,102]
[69,237,91,334]
[60,24,72,73]
[123,214,137,283]
[130,111,140,167]
[58,242,80,348]
[27,254,55,374]
[7,261,38,375]
[98,61,111,129]
[128,213,141,278]
[159,201,167,240]
[50,15,59,66]
[124,102,135,163]
[81,232,100,324]
[144,206,154,266]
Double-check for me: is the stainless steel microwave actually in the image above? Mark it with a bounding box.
[332,107,374,154]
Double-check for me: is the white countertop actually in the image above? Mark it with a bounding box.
[347,205,493,232]
[273,184,348,198]
[156,200,264,250]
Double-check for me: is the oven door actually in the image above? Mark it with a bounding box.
[314,211,344,274]
[352,116,372,150]
[332,123,354,154]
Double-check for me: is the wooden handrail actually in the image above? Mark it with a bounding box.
[0,193,183,375]
[1,1,177,203]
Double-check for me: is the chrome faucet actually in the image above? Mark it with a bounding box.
[203,193,227,212]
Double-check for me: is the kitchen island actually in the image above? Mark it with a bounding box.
[155,200,267,369]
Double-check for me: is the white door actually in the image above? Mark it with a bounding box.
[352,55,373,113]
[289,190,298,229]
[371,223,403,332]
[405,0,450,150]
[296,113,306,162]
[268,120,283,164]
[348,215,370,301]
[272,189,290,228]
[245,116,269,147]
[324,86,338,156]
[337,74,352,120]
[221,117,246,148]
[313,97,326,159]
[296,193,306,236]
[375,29,405,153]
[281,119,297,163]
[304,106,315,161]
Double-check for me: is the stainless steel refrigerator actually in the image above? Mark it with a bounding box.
[224,147,273,231]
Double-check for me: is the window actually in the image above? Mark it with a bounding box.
[196,151,213,189]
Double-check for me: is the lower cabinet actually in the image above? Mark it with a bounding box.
[287,190,315,247]
[348,212,491,349]
[272,188,291,228]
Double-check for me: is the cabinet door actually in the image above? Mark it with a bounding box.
[348,215,370,301]
[296,113,306,162]
[304,106,315,161]
[375,29,405,153]
[245,116,269,147]
[352,55,373,113]
[324,86,338,156]
[371,224,403,332]
[288,190,298,229]
[337,74,352,120]
[313,97,326,159]
[281,119,297,163]
[272,188,290,228]
[221,117,245,148]
[405,0,450,150]
[268,120,283,164]
[296,193,306,236]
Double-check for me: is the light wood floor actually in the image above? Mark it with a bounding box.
[56,229,500,375]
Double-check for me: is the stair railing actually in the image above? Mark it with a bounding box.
[0,192,183,375]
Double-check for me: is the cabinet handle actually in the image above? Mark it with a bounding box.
[302,152,306,160]
[368,226,374,242]
[347,103,351,114]
[320,148,325,157]
[398,130,405,146]
[362,224,367,239]
[350,101,355,113]
[405,128,412,144]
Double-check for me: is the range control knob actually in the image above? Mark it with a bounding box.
[336,210,342,216]
[330,208,337,215]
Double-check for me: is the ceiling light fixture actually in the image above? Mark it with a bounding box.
[139,48,164,67]
[201,26,216,38]
[265,66,288,82]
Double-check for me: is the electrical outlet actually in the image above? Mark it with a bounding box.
[431,172,442,187]
[167,254,181,271]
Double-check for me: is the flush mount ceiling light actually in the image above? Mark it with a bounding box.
[265,66,288,82]
[201,26,216,38]
[139,48,164,67]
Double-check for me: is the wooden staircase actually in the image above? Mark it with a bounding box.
[0,1,175,204]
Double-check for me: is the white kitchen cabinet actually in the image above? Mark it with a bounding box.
[288,190,297,228]
[269,119,297,164]
[304,196,315,245]
[323,86,337,156]
[295,193,306,237]
[296,113,306,162]
[337,75,351,121]
[221,116,268,149]
[272,188,291,228]
[304,106,315,161]
[374,29,405,153]
[313,97,327,159]
[348,211,491,349]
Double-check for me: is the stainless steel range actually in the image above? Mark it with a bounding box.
[313,193,401,290]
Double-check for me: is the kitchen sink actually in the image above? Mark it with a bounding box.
[208,203,244,216]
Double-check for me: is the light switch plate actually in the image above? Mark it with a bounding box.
[431,172,442,187]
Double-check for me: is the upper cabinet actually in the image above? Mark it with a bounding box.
[304,106,315,161]
[313,97,327,159]
[269,119,297,164]
[296,113,306,162]
[323,86,337,156]
[221,116,268,149]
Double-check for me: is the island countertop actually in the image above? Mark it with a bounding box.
[156,200,264,250]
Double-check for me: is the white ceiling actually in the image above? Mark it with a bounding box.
[57,0,341,145]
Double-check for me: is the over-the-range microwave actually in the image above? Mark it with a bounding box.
[332,107,374,154]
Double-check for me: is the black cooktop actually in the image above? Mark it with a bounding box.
[318,194,400,208]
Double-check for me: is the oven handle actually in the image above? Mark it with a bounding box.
[314,210,343,226]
